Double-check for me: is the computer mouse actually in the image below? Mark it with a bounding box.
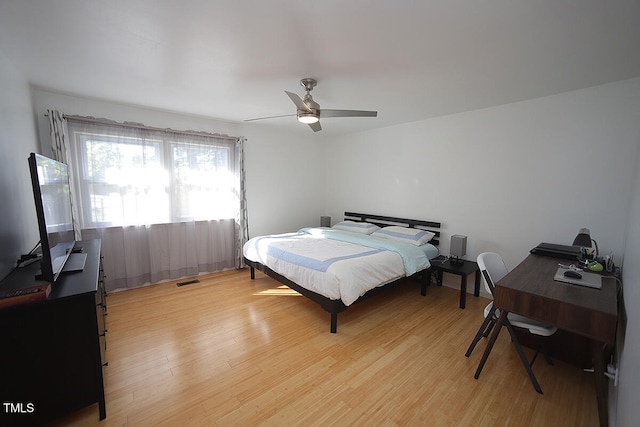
[564,270,582,279]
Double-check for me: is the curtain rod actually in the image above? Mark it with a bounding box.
[45,113,239,141]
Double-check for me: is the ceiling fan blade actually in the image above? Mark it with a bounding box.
[244,114,296,122]
[308,121,322,132]
[285,91,311,112]
[320,109,377,118]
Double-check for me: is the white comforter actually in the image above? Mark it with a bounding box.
[243,228,435,305]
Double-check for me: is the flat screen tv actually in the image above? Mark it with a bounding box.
[28,153,76,283]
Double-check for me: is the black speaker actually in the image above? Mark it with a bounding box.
[320,216,331,227]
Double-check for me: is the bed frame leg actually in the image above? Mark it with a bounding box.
[250,266,255,280]
[421,270,429,296]
[330,312,338,333]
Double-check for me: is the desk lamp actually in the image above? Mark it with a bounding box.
[449,234,467,265]
[572,228,599,265]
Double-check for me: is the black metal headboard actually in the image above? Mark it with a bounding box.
[344,212,441,247]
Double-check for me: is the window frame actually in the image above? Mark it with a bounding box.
[67,121,238,229]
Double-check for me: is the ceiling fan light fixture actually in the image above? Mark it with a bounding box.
[243,79,377,132]
[297,112,319,124]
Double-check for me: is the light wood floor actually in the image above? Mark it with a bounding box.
[51,269,598,426]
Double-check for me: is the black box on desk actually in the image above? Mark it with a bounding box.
[530,242,580,260]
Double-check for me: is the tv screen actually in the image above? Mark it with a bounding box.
[28,153,76,283]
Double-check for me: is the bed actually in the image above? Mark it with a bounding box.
[243,212,441,332]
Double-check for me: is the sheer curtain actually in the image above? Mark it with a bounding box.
[47,111,248,292]
[47,110,82,241]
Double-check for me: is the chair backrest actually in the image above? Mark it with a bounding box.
[477,252,509,296]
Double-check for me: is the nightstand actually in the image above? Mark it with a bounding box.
[427,255,481,309]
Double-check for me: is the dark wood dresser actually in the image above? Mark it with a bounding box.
[0,239,106,425]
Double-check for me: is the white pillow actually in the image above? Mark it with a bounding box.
[332,221,380,235]
[372,226,435,246]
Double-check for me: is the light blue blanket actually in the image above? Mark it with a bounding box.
[298,227,432,275]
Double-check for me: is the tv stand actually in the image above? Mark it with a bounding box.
[0,239,106,425]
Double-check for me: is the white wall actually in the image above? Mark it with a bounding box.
[241,123,325,237]
[31,89,326,240]
[0,50,40,278]
[616,132,640,426]
[324,78,640,270]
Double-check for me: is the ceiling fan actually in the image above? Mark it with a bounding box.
[245,78,377,132]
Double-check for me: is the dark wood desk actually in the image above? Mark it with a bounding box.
[476,254,618,427]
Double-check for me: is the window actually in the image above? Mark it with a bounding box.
[67,120,239,228]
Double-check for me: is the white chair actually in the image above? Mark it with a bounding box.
[465,252,557,394]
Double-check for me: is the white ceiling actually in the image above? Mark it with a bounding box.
[1,0,639,136]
